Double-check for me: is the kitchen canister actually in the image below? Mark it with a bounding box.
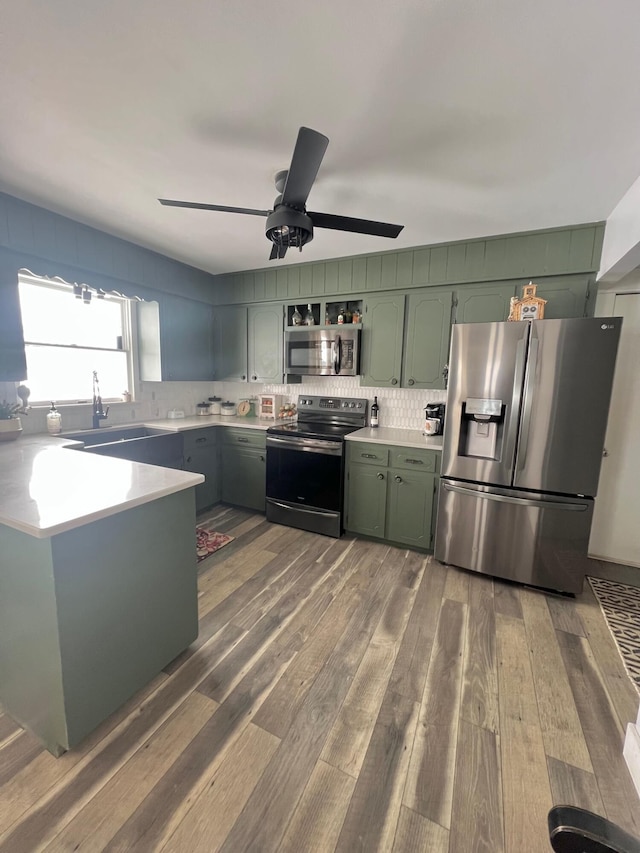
[220,401,237,416]
[196,402,211,416]
[208,396,222,415]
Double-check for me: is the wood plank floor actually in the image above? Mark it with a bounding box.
[1,506,639,852]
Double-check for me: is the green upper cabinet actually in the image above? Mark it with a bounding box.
[361,289,453,390]
[248,303,284,383]
[212,304,248,381]
[453,276,591,325]
[138,295,214,381]
[402,289,453,389]
[529,275,590,318]
[361,293,405,387]
[454,282,516,324]
[213,302,284,383]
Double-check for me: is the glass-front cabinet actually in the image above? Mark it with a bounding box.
[286,299,363,328]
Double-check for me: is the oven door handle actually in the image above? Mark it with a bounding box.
[333,335,341,375]
[267,500,339,518]
[266,435,343,456]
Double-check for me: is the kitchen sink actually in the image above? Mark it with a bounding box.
[63,426,175,447]
[63,426,184,469]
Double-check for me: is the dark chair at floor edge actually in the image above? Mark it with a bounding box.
[549,806,640,853]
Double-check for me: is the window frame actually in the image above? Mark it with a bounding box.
[18,273,135,406]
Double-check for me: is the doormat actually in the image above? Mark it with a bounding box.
[588,576,640,694]
[196,527,234,563]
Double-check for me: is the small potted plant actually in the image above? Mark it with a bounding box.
[0,400,27,441]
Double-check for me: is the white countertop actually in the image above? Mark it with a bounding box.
[0,435,203,539]
[147,417,444,449]
[147,414,277,431]
[346,427,444,450]
[1,419,441,539]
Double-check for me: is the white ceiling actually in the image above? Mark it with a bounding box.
[2,0,640,275]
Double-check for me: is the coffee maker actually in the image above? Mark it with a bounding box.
[424,403,446,436]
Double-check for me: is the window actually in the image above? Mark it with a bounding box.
[18,274,132,404]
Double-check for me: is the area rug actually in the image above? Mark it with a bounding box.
[196,527,234,562]
[588,576,640,694]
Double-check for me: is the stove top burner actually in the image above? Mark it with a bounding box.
[267,421,360,441]
[266,394,368,441]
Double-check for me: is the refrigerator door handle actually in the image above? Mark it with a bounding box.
[442,482,589,512]
[503,334,528,473]
[516,336,539,472]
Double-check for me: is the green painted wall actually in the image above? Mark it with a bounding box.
[215,222,604,305]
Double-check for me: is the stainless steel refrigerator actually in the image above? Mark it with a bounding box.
[434,317,622,594]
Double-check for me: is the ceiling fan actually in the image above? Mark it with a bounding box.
[159,127,404,261]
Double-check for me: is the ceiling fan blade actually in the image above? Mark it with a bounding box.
[268,243,289,261]
[158,199,270,217]
[309,211,404,238]
[281,127,329,210]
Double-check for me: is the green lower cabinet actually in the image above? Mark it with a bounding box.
[220,429,266,511]
[345,463,387,537]
[386,468,436,548]
[345,442,440,550]
[183,429,219,513]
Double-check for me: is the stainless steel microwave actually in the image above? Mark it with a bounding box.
[284,327,361,376]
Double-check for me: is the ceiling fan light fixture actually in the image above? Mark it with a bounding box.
[265,206,313,254]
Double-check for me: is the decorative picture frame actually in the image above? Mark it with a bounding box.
[508,282,547,321]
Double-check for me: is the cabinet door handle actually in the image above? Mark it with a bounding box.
[377,472,385,480]
[408,378,414,386]
[361,453,377,459]
[196,437,207,443]
[237,437,249,443]
[260,455,264,462]
[403,458,424,465]
[241,374,246,380]
[394,475,403,483]
[186,455,192,463]
[252,375,257,380]
[391,378,398,385]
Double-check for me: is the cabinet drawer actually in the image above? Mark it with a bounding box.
[221,428,266,449]
[348,442,389,467]
[183,428,217,453]
[390,447,439,473]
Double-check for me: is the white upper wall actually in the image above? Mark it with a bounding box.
[599,174,640,283]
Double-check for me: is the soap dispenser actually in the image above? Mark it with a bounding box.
[47,402,62,435]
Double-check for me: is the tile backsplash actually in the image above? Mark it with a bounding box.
[6,377,446,435]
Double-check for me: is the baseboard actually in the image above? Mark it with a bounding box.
[623,723,640,799]
[588,553,640,569]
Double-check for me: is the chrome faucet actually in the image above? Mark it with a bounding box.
[92,370,109,428]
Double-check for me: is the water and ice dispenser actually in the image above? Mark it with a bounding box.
[457,398,505,460]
